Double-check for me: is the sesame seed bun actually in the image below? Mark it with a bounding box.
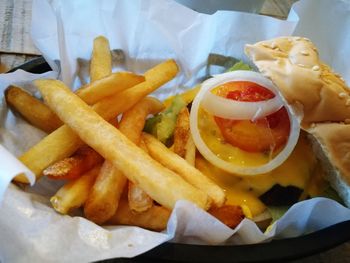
[245,36,350,207]
[245,37,350,129]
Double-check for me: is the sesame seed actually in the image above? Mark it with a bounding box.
[295,37,301,41]
[312,65,320,71]
[271,42,277,49]
[300,50,309,56]
[339,92,347,98]
[297,63,306,67]
[310,123,316,128]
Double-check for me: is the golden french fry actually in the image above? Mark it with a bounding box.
[84,97,163,223]
[17,125,84,182]
[121,98,163,212]
[50,165,101,214]
[84,160,126,224]
[92,59,178,121]
[127,138,154,212]
[43,145,104,180]
[90,36,112,82]
[142,133,225,207]
[5,72,139,133]
[76,72,145,104]
[106,197,171,231]
[184,135,196,166]
[163,85,200,108]
[128,181,154,213]
[5,85,63,133]
[15,60,178,183]
[173,107,196,165]
[208,205,245,228]
[173,107,191,158]
[119,97,164,144]
[37,79,210,210]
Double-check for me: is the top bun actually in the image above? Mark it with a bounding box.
[245,37,350,207]
[245,36,350,129]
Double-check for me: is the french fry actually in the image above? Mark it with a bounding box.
[84,97,163,223]
[173,107,196,165]
[142,133,226,207]
[184,135,196,166]
[92,59,178,121]
[43,119,118,181]
[128,139,153,212]
[163,85,200,108]
[84,160,125,224]
[173,107,191,158]
[37,79,210,210]
[15,59,178,183]
[5,71,139,133]
[17,125,84,182]
[106,197,171,231]
[127,182,153,213]
[119,97,164,144]
[43,145,104,180]
[5,85,63,133]
[208,205,245,228]
[90,36,112,82]
[76,72,145,104]
[50,165,101,214]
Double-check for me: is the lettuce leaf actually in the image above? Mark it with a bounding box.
[226,60,253,72]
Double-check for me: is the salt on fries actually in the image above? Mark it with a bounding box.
[84,97,163,224]
[5,85,63,133]
[15,59,179,183]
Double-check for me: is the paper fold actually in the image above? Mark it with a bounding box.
[0,145,35,203]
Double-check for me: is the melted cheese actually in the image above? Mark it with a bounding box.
[198,108,276,167]
[195,132,322,217]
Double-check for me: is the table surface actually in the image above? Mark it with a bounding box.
[0,0,349,262]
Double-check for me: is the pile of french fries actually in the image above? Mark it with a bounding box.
[5,36,244,231]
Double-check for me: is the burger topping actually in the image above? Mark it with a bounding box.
[190,70,301,175]
[211,81,290,153]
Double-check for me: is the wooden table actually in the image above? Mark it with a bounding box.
[0,0,349,262]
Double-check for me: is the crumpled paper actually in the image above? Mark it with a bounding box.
[1,0,350,262]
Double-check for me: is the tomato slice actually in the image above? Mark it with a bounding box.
[214,81,290,153]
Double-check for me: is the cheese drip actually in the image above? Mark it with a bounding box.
[195,132,323,217]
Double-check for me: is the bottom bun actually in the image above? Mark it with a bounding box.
[308,123,350,207]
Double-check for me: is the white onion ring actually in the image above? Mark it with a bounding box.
[190,70,301,176]
[202,92,283,120]
[201,71,283,120]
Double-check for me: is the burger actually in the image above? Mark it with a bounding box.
[147,36,350,225]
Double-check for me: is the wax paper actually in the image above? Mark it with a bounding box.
[1,0,350,262]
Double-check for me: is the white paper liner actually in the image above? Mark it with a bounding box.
[1,0,350,262]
